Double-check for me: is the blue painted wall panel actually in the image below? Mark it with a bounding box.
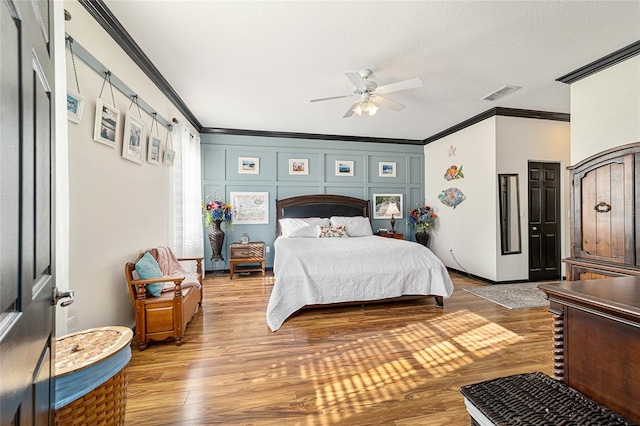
[201,133,424,270]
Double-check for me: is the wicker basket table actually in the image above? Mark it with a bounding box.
[54,326,133,426]
[460,372,636,426]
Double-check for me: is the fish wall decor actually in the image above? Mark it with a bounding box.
[444,164,464,181]
[438,187,466,209]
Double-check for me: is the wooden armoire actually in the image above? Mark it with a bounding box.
[563,142,640,280]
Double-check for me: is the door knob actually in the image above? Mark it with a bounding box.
[53,288,75,307]
[532,226,538,231]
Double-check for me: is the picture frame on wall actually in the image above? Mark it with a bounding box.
[238,157,259,174]
[163,149,175,166]
[289,158,308,175]
[230,191,269,224]
[379,161,396,177]
[373,193,403,219]
[335,160,354,176]
[67,89,85,124]
[147,133,162,165]
[121,112,145,164]
[93,99,121,147]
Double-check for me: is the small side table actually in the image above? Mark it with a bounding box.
[229,241,266,279]
[376,231,403,240]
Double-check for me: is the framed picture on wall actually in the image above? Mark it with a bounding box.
[238,157,259,174]
[335,160,354,176]
[93,99,121,147]
[67,89,85,124]
[163,148,175,166]
[122,112,145,164]
[147,133,162,165]
[289,158,308,175]
[379,161,396,177]
[230,192,269,224]
[373,194,403,219]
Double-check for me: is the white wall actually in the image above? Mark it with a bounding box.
[60,1,197,333]
[425,115,570,282]
[425,118,498,281]
[495,116,570,281]
[570,56,640,163]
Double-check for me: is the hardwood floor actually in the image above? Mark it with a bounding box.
[124,271,554,425]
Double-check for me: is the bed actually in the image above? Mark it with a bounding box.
[266,194,454,331]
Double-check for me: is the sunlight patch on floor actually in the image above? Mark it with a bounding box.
[298,309,523,421]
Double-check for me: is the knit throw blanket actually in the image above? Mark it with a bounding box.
[156,246,202,292]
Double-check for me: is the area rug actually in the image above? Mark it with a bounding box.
[463,282,549,309]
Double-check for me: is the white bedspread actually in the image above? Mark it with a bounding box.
[267,236,454,331]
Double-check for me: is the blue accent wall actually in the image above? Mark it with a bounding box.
[201,133,424,271]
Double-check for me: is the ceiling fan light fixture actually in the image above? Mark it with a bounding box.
[353,103,363,116]
[369,103,379,115]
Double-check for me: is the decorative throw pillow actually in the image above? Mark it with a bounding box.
[135,252,164,297]
[316,224,348,238]
[329,216,373,237]
[280,218,330,238]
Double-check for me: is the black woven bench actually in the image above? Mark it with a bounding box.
[460,372,636,426]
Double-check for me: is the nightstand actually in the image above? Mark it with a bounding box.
[376,231,403,240]
[229,242,266,279]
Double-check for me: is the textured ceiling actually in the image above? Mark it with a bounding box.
[102,1,640,141]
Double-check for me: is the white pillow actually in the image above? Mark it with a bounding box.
[279,218,329,238]
[329,216,373,237]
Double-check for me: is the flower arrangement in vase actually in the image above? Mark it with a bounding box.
[202,199,233,229]
[407,204,437,233]
[407,204,437,247]
[202,197,233,262]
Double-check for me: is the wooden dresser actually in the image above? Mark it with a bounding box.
[564,142,640,280]
[538,279,640,423]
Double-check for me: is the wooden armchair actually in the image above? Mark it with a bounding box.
[125,248,203,350]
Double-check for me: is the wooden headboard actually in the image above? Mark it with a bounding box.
[275,194,370,237]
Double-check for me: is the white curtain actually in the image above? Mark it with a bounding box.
[169,123,204,265]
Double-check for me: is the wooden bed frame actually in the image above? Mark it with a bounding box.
[274,194,444,307]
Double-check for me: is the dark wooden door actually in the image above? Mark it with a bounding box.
[528,162,561,281]
[1,1,56,423]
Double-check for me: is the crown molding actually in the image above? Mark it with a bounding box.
[79,0,202,130]
[200,127,424,146]
[423,107,570,145]
[556,40,640,84]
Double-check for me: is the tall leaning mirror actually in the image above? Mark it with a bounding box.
[498,174,522,255]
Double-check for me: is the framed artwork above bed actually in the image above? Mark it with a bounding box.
[335,160,354,176]
[373,194,403,219]
[379,162,396,177]
[289,159,308,175]
[238,157,259,174]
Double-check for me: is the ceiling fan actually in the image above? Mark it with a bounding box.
[310,69,423,118]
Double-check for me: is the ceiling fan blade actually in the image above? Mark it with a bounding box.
[375,78,423,94]
[374,96,405,112]
[310,94,353,103]
[345,71,367,90]
[343,101,360,118]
